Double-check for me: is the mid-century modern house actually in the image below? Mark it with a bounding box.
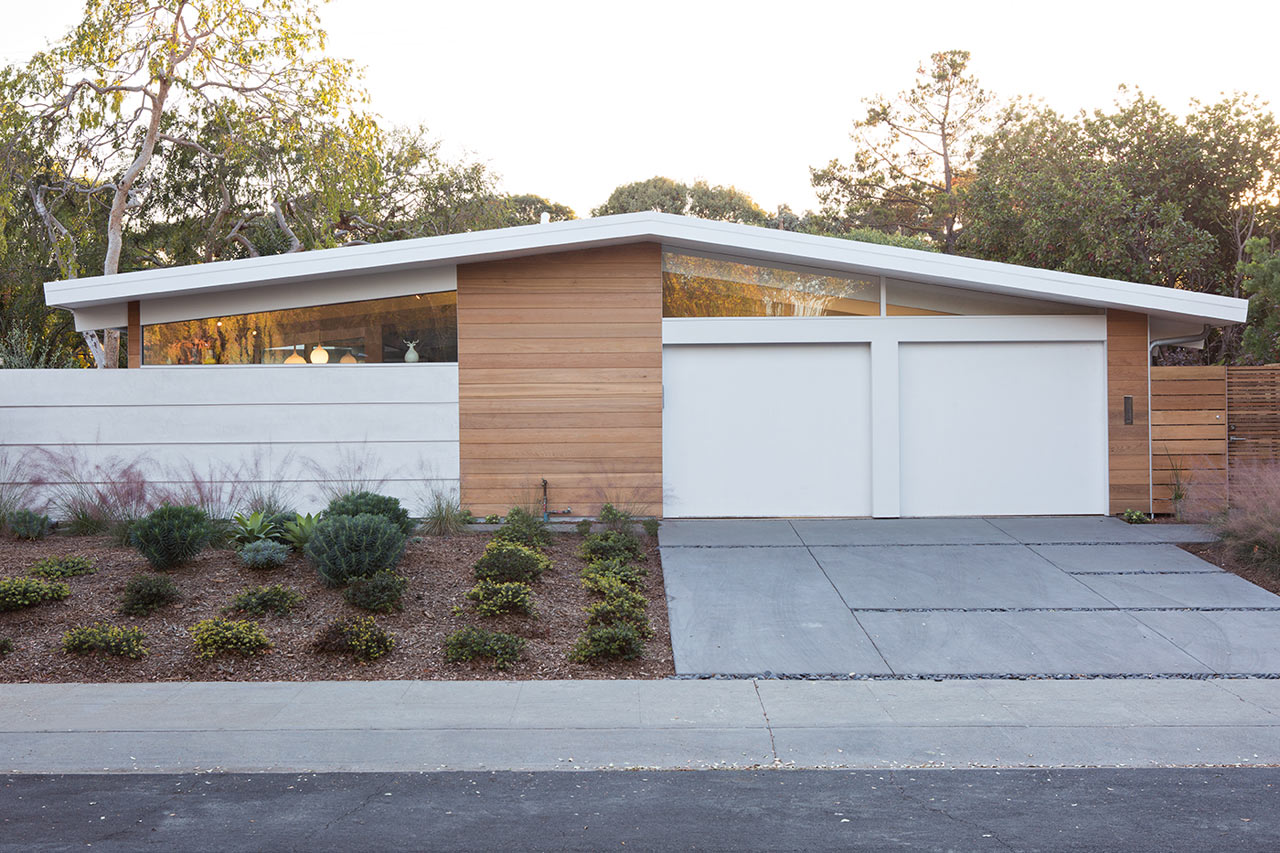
[24,212,1248,519]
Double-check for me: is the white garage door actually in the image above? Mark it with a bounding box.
[662,343,873,517]
[898,341,1108,516]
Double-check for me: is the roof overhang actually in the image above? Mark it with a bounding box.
[43,212,1250,326]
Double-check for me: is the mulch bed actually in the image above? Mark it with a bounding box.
[0,529,673,682]
[1182,541,1280,597]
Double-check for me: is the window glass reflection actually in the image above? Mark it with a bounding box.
[663,252,879,317]
[143,291,457,365]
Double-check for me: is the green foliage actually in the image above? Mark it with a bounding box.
[592,177,768,226]
[119,574,179,616]
[585,595,652,638]
[474,539,550,584]
[239,539,290,570]
[1121,509,1151,525]
[306,513,406,586]
[575,519,593,535]
[465,579,535,617]
[7,508,51,540]
[443,625,525,671]
[190,618,272,660]
[598,503,634,534]
[231,511,282,547]
[580,530,643,564]
[420,490,468,536]
[569,624,645,663]
[581,558,647,593]
[61,622,148,659]
[0,576,70,611]
[223,584,302,617]
[641,518,660,538]
[130,505,212,570]
[0,637,13,656]
[0,321,77,369]
[280,513,319,550]
[324,491,415,536]
[27,555,96,579]
[313,615,395,662]
[343,571,407,613]
[1241,237,1280,363]
[483,514,501,524]
[491,506,550,549]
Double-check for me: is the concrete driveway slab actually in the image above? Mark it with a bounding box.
[790,518,1015,546]
[1130,611,1280,672]
[658,519,803,547]
[812,544,1110,609]
[1030,544,1222,574]
[1137,523,1218,544]
[985,516,1155,544]
[857,611,1211,674]
[660,546,891,675]
[1074,572,1280,608]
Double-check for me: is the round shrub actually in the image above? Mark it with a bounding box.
[190,618,272,660]
[580,557,646,592]
[7,508,51,540]
[443,625,525,671]
[569,623,645,663]
[343,571,407,613]
[491,507,550,549]
[119,574,179,616]
[474,539,550,584]
[130,505,212,570]
[305,513,406,586]
[313,615,395,662]
[0,637,13,657]
[465,580,535,617]
[223,585,302,617]
[62,623,149,659]
[28,555,96,579]
[239,539,290,570]
[580,530,643,564]
[584,595,652,638]
[324,491,415,536]
[0,576,70,611]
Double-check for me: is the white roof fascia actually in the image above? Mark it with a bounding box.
[43,212,1249,326]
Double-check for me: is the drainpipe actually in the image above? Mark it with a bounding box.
[1149,325,1212,363]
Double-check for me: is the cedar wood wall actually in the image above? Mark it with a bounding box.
[456,243,663,518]
[1107,309,1151,515]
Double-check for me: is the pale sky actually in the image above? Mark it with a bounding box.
[4,0,1279,216]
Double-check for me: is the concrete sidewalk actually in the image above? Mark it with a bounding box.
[4,678,1280,773]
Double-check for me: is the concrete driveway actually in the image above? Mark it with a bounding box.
[659,517,1280,676]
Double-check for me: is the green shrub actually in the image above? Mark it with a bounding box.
[580,530,643,563]
[483,513,501,524]
[280,513,320,550]
[421,490,469,536]
[465,580,535,616]
[1121,509,1151,525]
[443,625,525,671]
[581,557,646,592]
[7,508,51,540]
[599,502,633,534]
[492,506,550,549]
[313,615,395,662]
[569,623,644,663]
[343,571,407,613]
[231,511,283,547]
[119,574,179,616]
[64,507,110,536]
[0,576,70,611]
[474,539,550,584]
[641,518,660,538]
[110,519,138,547]
[306,513,406,586]
[239,539,290,570]
[61,622,148,659]
[28,555,96,579]
[585,595,652,638]
[190,618,272,659]
[324,491,415,536]
[223,584,302,617]
[0,637,13,656]
[130,505,212,570]
[575,519,593,535]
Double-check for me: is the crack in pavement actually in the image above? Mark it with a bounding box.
[751,679,779,765]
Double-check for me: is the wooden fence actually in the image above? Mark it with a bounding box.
[1149,364,1280,514]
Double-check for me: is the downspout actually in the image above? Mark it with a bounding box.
[1148,325,1212,362]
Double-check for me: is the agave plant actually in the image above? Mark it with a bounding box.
[230,511,282,548]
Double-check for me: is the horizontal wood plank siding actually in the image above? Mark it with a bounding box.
[1227,366,1280,471]
[1150,365,1227,515]
[1108,310,1151,515]
[457,243,663,518]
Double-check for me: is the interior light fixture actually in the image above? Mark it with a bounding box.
[309,343,329,364]
[284,345,305,364]
[339,352,357,364]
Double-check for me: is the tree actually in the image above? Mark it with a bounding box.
[1240,237,1280,363]
[811,50,996,252]
[592,176,767,224]
[11,0,363,367]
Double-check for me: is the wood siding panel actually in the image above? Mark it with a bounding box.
[457,243,662,517]
[1227,366,1280,470]
[1148,364,1227,515]
[1108,310,1151,515]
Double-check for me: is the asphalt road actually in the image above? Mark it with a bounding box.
[3,768,1278,851]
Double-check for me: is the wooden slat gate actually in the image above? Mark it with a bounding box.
[1149,366,1228,515]
[1227,366,1280,473]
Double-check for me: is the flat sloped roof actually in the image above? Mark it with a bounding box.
[44,212,1249,325]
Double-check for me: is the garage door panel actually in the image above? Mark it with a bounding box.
[663,344,872,517]
[898,342,1107,517]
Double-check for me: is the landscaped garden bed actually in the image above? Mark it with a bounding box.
[0,502,673,682]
